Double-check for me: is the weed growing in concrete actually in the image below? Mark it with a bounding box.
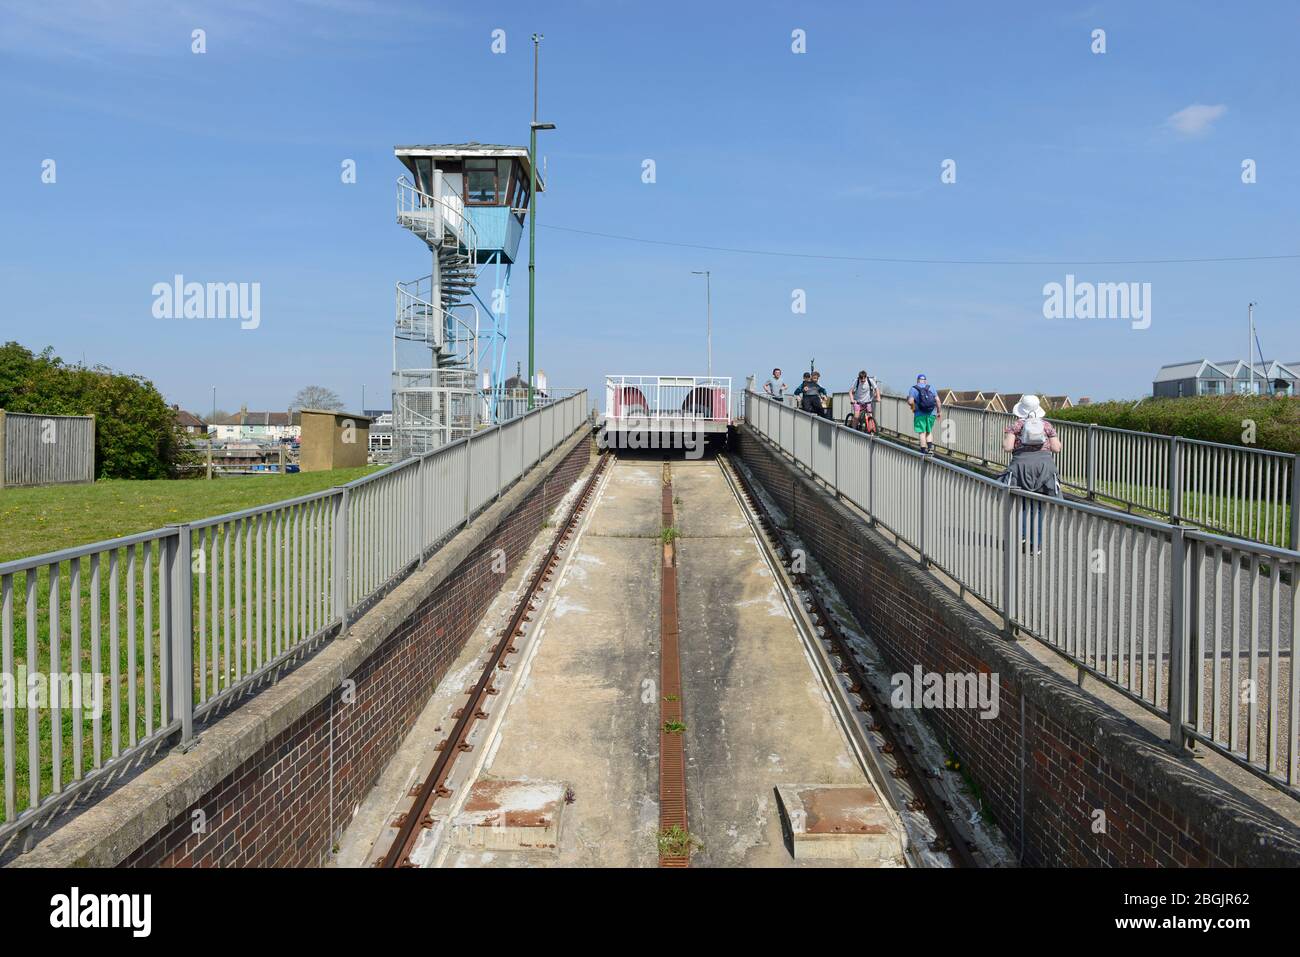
[657,825,702,858]
[660,525,680,544]
[662,718,686,734]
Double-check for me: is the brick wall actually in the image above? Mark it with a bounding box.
[736,426,1300,867]
[121,437,593,867]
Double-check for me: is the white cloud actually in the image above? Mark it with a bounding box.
[1164,103,1228,136]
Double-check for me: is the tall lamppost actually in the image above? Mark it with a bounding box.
[528,33,556,409]
[691,270,712,380]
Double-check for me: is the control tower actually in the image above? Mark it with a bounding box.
[392,143,542,455]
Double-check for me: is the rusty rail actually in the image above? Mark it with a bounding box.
[658,463,690,866]
[377,450,611,867]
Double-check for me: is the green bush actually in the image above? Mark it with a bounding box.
[1051,395,1300,454]
[0,342,189,479]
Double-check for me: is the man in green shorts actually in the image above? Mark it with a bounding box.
[906,373,941,454]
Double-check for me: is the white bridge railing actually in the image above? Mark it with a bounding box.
[746,389,1299,800]
[604,375,732,422]
[0,391,588,844]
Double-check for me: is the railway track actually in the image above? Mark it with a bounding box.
[718,452,981,868]
[375,450,612,868]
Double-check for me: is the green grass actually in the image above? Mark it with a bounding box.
[0,466,382,829]
[0,467,382,563]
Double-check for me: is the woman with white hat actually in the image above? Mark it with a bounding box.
[1002,395,1062,549]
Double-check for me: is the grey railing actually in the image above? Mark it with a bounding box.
[0,390,588,842]
[835,393,1298,550]
[748,390,1298,798]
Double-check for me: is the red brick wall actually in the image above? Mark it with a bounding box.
[737,427,1300,868]
[122,437,593,867]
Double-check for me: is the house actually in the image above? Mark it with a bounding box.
[172,406,207,434]
[1154,359,1297,398]
[942,392,1008,413]
[1216,359,1299,396]
[1043,395,1073,412]
[209,406,302,442]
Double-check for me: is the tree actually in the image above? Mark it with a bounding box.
[291,385,343,411]
[0,341,186,479]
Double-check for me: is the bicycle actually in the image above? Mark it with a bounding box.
[843,401,877,434]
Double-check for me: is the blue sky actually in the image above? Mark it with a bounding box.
[1,0,1296,413]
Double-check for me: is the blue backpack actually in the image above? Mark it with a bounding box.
[914,385,936,413]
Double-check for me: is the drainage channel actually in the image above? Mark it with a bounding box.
[658,462,690,867]
[375,451,612,868]
[720,452,982,868]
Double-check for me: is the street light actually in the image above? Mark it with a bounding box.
[691,270,712,381]
[527,33,556,409]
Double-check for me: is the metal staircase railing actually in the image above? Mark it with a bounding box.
[395,174,478,265]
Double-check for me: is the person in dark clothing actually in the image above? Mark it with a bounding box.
[796,370,831,418]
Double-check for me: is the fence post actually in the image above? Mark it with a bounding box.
[832,424,840,498]
[1290,454,1299,552]
[464,432,473,526]
[979,411,986,464]
[0,409,6,490]
[919,453,928,567]
[1168,436,1182,523]
[416,456,427,567]
[1168,525,1187,750]
[333,487,350,634]
[497,423,504,500]
[1086,424,1097,499]
[168,523,196,749]
[867,435,875,521]
[1001,486,1015,637]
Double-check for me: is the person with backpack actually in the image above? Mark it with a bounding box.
[906,374,941,453]
[847,369,880,432]
[1002,394,1062,551]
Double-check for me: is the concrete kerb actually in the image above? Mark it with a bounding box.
[10,426,596,868]
[738,423,1300,866]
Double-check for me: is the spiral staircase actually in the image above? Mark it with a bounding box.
[393,174,482,456]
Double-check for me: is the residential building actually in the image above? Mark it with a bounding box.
[1153,359,1297,398]
[172,406,208,434]
[209,406,302,442]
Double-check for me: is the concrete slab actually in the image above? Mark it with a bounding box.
[775,784,901,861]
[671,459,752,539]
[449,778,565,853]
[586,461,662,539]
[441,530,662,868]
[674,463,892,868]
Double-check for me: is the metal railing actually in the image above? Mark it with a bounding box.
[746,390,1298,798]
[395,174,478,263]
[855,393,1299,549]
[0,391,588,841]
[604,375,732,422]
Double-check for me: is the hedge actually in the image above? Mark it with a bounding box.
[1050,395,1300,455]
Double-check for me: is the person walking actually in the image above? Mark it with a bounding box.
[906,374,941,453]
[1002,394,1062,551]
[763,368,787,400]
